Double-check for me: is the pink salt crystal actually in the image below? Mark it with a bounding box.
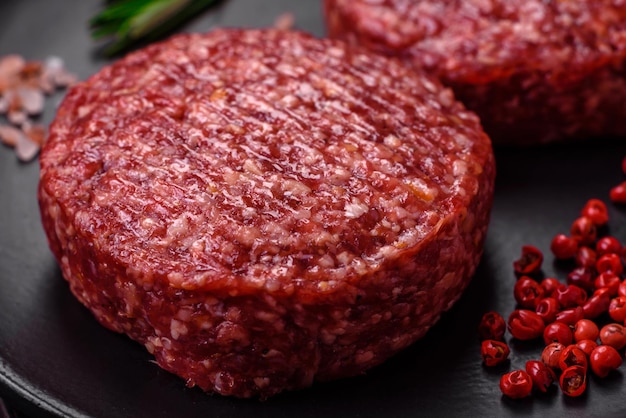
[17,87,44,115]
[44,57,63,89]
[44,56,64,72]
[0,54,75,162]
[53,70,78,88]
[0,96,8,114]
[0,55,25,80]
[44,57,77,87]
[0,124,21,147]
[22,122,46,146]
[15,129,40,162]
[274,12,295,30]
[5,89,21,111]
[38,69,56,94]
[7,110,27,126]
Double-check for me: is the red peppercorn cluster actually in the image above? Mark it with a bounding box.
[480,197,626,399]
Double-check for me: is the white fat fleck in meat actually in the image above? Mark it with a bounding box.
[293,208,311,220]
[328,167,351,184]
[170,159,190,174]
[377,158,407,176]
[176,308,194,322]
[141,217,157,229]
[326,46,345,58]
[190,239,206,257]
[317,254,336,269]
[344,198,369,219]
[255,310,279,322]
[167,272,184,287]
[331,124,345,135]
[242,207,258,219]
[383,134,401,148]
[214,372,234,394]
[404,178,438,202]
[278,93,299,107]
[452,159,468,177]
[375,245,399,260]
[242,158,263,175]
[222,168,240,186]
[393,206,411,220]
[233,225,261,247]
[454,133,472,147]
[281,178,312,196]
[262,221,290,241]
[144,340,156,354]
[165,215,189,240]
[395,228,420,249]
[336,251,354,266]
[170,319,189,340]
[264,277,281,292]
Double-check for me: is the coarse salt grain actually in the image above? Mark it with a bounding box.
[0,54,76,161]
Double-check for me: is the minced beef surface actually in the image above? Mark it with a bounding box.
[39,29,495,397]
[326,0,626,84]
[42,29,491,297]
[325,0,626,144]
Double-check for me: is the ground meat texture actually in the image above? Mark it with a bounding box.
[324,0,626,145]
[38,28,495,398]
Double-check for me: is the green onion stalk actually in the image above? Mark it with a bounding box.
[90,0,220,56]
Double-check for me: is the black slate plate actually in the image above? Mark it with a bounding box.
[2,1,626,417]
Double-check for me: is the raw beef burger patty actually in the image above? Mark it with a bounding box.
[325,0,626,145]
[38,28,495,398]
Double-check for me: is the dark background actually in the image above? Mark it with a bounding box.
[1,1,626,417]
